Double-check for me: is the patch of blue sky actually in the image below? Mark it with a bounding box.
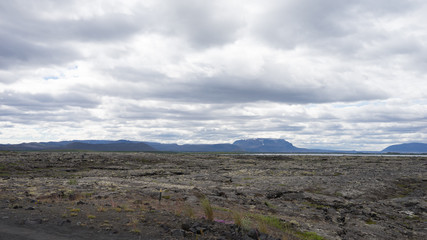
[43,76,59,80]
[331,101,377,108]
[68,65,78,70]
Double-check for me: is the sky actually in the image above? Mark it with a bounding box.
[0,0,426,151]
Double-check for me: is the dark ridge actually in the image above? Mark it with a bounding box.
[382,143,427,153]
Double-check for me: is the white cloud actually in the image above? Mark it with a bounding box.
[0,0,426,150]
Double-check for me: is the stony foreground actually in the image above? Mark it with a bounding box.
[0,152,426,239]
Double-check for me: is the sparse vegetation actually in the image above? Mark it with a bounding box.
[70,208,81,213]
[365,218,377,225]
[0,152,424,239]
[264,201,278,209]
[97,206,106,212]
[302,201,329,209]
[68,179,78,185]
[232,210,243,227]
[183,205,195,218]
[296,231,326,240]
[162,195,171,200]
[201,198,214,221]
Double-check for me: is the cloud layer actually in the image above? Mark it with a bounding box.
[1,0,426,150]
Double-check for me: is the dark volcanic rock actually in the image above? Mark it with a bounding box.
[0,152,426,239]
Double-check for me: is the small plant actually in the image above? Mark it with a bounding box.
[127,217,139,226]
[70,208,81,212]
[123,205,135,212]
[302,201,329,210]
[130,228,141,234]
[110,198,117,208]
[183,205,195,218]
[128,218,140,234]
[97,206,106,212]
[87,215,96,219]
[83,192,93,198]
[241,217,253,231]
[232,211,243,227]
[264,201,277,209]
[365,218,377,224]
[68,179,78,185]
[257,218,268,233]
[201,198,214,221]
[213,206,231,212]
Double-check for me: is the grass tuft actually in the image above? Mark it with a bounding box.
[201,198,214,221]
[232,210,243,227]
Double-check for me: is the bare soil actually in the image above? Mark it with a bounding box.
[0,152,426,239]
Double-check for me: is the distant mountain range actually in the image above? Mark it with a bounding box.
[0,138,426,153]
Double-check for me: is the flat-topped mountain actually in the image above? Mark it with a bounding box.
[233,138,300,152]
[382,143,427,153]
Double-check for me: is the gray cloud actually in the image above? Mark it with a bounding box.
[0,0,426,150]
[255,0,417,50]
[154,0,243,48]
[0,1,142,69]
[0,32,80,69]
[0,91,100,111]
[92,69,387,104]
[0,108,100,124]
[0,1,142,42]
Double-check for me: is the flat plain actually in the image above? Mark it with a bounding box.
[0,152,426,239]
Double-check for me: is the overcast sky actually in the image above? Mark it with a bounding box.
[1,0,426,150]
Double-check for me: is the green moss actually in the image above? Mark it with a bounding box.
[297,231,326,240]
[248,213,288,233]
[365,218,377,224]
[247,212,325,240]
[68,179,78,185]
[212,206,231,212]
[264,201,278,209]
[162,195,171,200]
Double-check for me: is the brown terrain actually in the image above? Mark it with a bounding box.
[0,152,426,239]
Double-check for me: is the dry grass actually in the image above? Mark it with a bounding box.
[201,198,214,221]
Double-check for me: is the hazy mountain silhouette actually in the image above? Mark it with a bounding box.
[0,140,155,152]
[64,141,155,152]
[381,143,427,153]
[1,139,426,153]
[233,138,301,152]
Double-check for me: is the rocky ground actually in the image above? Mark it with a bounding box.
[0,151,426,239]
